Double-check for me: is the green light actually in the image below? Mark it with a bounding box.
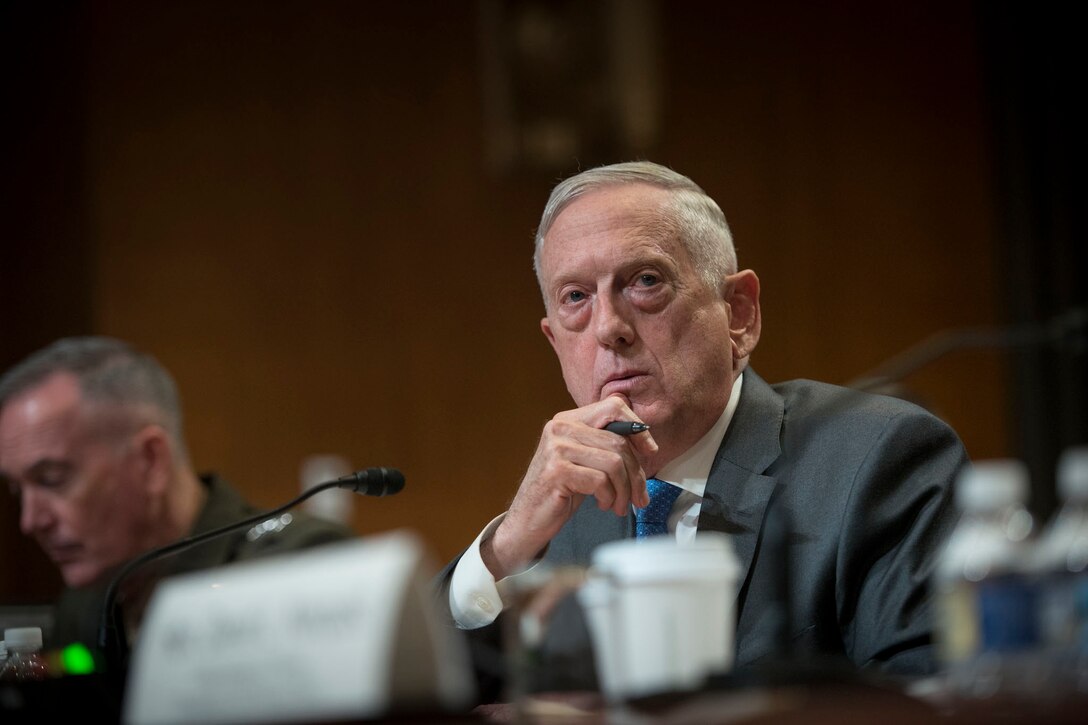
[60,643,96,675]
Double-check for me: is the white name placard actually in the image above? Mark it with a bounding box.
[123,529,474,724]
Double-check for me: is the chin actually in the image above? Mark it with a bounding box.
[630,400,667,423]
[61,565,102,590]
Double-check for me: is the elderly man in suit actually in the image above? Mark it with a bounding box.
[440,161,967,703]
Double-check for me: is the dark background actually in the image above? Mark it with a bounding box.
[2,0,1084,603]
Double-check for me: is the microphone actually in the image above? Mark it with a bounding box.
[97,467,405,682]
[334,466,405,497]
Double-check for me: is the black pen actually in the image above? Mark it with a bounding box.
[604,421,651,436]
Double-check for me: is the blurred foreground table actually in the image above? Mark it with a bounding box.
[5,673,1086,724]
[474,680,1088,725]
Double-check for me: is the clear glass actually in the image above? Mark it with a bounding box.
[499,563,599,722]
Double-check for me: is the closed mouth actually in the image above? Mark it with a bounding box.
[601,372,648,395]
[46,542,82,563]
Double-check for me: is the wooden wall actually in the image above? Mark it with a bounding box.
[3,1,1010,603]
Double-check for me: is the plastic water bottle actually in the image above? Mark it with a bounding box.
[933,459,1039,699]
[1033,446,1088,694]
[0,627,49,682]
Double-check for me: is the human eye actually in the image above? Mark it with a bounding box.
[628,267,668,292]
[624,268,673,310]
[559,287,588,305]
[29,462,73,491]
[553,285,592,329]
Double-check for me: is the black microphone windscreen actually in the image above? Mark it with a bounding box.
[337,467,405,496]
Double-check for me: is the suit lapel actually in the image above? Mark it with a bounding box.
[698,370,783,615]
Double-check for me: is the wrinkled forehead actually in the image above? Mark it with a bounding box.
[0,374,131,473]
[542,184,679,258]
[0,378,86,472]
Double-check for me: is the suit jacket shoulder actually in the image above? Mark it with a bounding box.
[706,371,967,674]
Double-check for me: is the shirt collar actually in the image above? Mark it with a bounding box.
[654,372,744,498]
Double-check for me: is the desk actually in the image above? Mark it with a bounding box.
[474,682,1088,724]
[5,673,1086,724]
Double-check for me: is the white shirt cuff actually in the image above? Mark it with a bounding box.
[449,512,550,629]
[449,514,508,629]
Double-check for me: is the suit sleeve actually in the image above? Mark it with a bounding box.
[835,407,967,675]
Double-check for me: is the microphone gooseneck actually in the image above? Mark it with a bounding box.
[847,305,1087,392]
[97,466,405,679]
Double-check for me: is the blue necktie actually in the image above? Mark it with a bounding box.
[636,478,682,538]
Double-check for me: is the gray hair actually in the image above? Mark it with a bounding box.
[0,336,190,463]
[532,161,737,299]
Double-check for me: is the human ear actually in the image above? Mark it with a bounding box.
[725,270,762,361]
[130,425,174,497]
[541,316,558,353]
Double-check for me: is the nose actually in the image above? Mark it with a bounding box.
[19,488,54,536]
[593,291,636,348]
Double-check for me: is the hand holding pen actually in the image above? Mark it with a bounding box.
[604,421,650,436]
[484,401,656,579]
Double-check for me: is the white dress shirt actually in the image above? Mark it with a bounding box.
[449,374,745,629]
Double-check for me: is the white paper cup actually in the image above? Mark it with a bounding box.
[576,572,622,700]
[584,533,739,700]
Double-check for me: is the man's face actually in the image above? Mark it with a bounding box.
[539,184,748,461]
[0,373,151,588]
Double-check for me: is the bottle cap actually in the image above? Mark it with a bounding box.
[1058,446,1088,502]
[2,627,43,652]
[956,459,1029,512]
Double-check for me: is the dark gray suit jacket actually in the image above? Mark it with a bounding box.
[440,370,968,702]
